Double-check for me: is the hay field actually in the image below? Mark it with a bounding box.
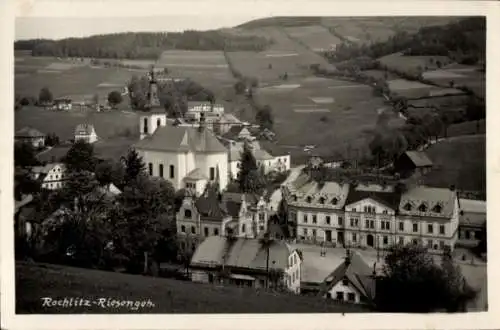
[423,64,485,99]
[284,25,342,51]
[378,53,453,75]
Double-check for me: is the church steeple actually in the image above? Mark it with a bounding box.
[147,65,161,110]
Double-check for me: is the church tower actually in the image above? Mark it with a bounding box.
[146,65,161,110]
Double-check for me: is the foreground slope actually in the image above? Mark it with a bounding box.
[16,262,371,313]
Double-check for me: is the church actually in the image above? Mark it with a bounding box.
[133,68,229,194]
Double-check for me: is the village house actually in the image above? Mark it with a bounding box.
[393,150,433,178]
[30,163,66,190]
[284,173,460,253]
[212,113,243,136]
[74,124,98,144]
[319,250,376,305]
[176,189,273,254]
[189,235,302,293]
[186,101,224,118]
[53,98,72,111]
[15,127,46,148]
[458,198,486,247]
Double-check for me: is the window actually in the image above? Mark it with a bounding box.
[412,239,419,245]
[440,225,445,235]
[184,209,192,218]
[191,226,196,234]
[303,215,308,223]
[157,118,161,128]
[214,228,219,236]
[398,237,404,245]
[241,224,246,233]
[418,204,427,212]
[332,198,338,205]
[342,277,349,286]
[306,196,312,203]
[181,225,186,233]
[352,233,357,242]
[404,203,412,211]
[427,240,433,249]
[351,208,357,212]
[143,118,148,134]
[204,227,209,236]
[148,163,153,175]
[427,224,433,234]
[312,229,317,237]
[326,216,331,225]
[303,228,308,236]
[365,220,370,229]
[159,164,164,177]
[259,213,265,221]
[382,209,388,214]
[439,241,445,249]
[312,215,317,224]
[336,292,344,301]
[347,293,355,302]
[433,204,442,213]
[386,221,390,230]
[370,220,375,229]
[399,222,404,231]
[413,223,418,233]
[260,225,265,231]
[170,165,175,179]
[319,197,326,204]
[338,217,343,226]
[383,236,388,245]
[209,167,215,180]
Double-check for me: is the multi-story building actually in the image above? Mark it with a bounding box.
[74,124,98,144]
[284,173,460,253]
[458,198,486,247]
[30,163,66,190]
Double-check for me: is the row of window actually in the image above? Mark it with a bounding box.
[148,163,217,181]
[403,202,442,214]
[329,291,356,303]
[302,214,343,225]
[180,225,220,236]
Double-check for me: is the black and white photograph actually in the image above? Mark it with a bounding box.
[2,0,498,329]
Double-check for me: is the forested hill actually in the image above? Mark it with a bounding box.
[14,30,273,59]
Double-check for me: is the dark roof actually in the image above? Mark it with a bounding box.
[345,188,401,210]
[15,127,45,138]
[195,190,225,219]
[404,151,433,167]
[221,126,245,140]
[36,146,71,163]
[134,126,227,153]
[220,192,260,217]
[320,252,376,302]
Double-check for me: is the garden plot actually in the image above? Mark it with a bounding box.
[422,70,467,80]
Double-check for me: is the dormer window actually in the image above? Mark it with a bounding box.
[306,196,312,203]
[342,277,349,286]
[319,197,326,204]
[404,203,412,211]
[433,204,442,213]
[418,203,427,212]
[292,195,298,202]
[332,197,338,205]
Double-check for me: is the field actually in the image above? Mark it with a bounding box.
[387,79,465,99]
[16,262,369,313]
[378,53,453,75]
[284,25,342,51]
[423,63,486,99]
[423,134,486,193]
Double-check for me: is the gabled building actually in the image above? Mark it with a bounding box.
[319,250,376,305]
[394,151,433,178]
[30,163,66,190]
[458,198,486,247]
[54,98,72,111]
[74,124,98,144]
[15,127,46,148]
[189,236,302,293]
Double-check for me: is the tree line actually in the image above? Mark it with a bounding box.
[15,31,274,59]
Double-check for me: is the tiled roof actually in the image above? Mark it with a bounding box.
[220,192,260,217]
[254,149,274,161]
[399,186,457,218]
[134,126,227,153]
[75,124,95,136]
[459,199,486,214]
[289,179,350,210]
[195,190,226,219]
[31,163,59,175]
[184,168,208,181]
[191,236,294,271]
[222,126,245,140]
[346,189,401,210]
[15,127,45,138]
[459,199,486,227]
[36,146,71,163]
[320,252,376,302]
[404,151,433,167]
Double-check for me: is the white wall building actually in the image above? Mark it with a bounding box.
[31,163,66,190]
[74,124,98,144]
[134,113,229,192]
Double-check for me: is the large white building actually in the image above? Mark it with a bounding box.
[74,124,98,144]
[285,174,460,253]
[30,163,66,190]
[134,113,229,193]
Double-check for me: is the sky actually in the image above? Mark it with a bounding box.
[15,16,261,40]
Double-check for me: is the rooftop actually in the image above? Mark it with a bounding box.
[15,127,45,138]
[404,151,433,167]
[399,185,457,218]
[75,124,96,136]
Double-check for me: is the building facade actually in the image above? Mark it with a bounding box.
[15,127,46,149]
[458,198,486,247]
[31,163,66,190]
[74,124,98,144]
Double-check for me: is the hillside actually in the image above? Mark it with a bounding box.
[16,262,371,313]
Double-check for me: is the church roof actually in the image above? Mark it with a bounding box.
[134,126,227,153]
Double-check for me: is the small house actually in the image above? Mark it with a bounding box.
[54,98,72,111]
[74,124,98,144]
[393,151,433,178]
[15,127,46,148]
[30,163,66,190]
[458,198,486,247]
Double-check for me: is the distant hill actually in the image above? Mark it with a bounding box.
[14,31,273,60]
[16,261,372,313]
[236,16,324,29]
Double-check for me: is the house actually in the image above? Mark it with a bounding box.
[319,250,376,305]
[221,126,255,142]
[189,236,302,293]
[15,127,46,148]
[135,113,229,192]
[284,172,460,253]
[212,113,243,136]
[54,98,72,111]
[176,189,273,254]
[187,101,224,116]
[393,151,433,178]
[14,194,36,243]
[30,163,66,190]
[458,198,486,247]
[74,124,98,144]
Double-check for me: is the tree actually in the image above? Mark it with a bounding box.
[45,133,60,147]
[95,159,124,187]
[107,91,123,108]
[237,142,266,194]
[38,87,53,105]
[234,81,246,95]
[376,244,477,312]
[14,142,40,168]
[111,175,175,274]
[256,105,274,130]
[121,148,146,184]
[63,140,96,173]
